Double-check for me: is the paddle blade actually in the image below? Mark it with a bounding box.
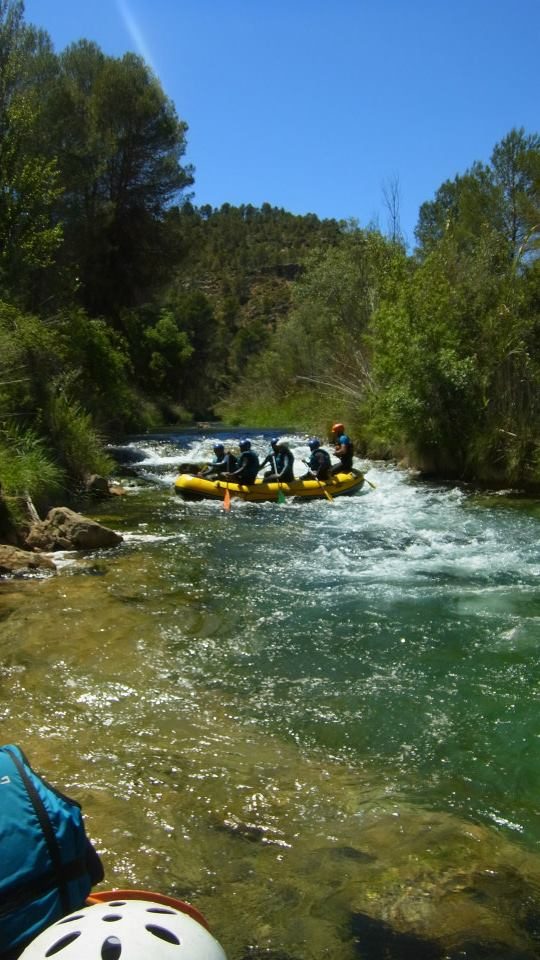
[223,488,231,511]
[323,489,334,502]
[277,488,286,504]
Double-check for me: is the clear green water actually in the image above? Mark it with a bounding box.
[1,433,540,959]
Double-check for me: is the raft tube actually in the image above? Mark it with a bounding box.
[174,471,365,502]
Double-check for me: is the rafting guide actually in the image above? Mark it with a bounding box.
[331,422,354,474]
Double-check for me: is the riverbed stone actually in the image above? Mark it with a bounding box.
[25,507,123,552]
[85,474,112,496]
[0,545,56,576]
[340,808,540,957]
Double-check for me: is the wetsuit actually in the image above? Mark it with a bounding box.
[229,449,260,484]
[306,448,331,481]
[332,433,354,474]
[201,451,237,479]
[264,447,295,483]
[260,446,279,472]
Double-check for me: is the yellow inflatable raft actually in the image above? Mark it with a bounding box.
[174,471,365,502]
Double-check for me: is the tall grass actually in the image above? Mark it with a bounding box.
[0,425,64,500]
[44,394,114,484]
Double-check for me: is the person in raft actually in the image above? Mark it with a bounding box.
[302,438,332,481]
[225,438,260,484]
[199,443,237,479]
[259,437,280,474]
[260,439,295,483]
[330,421,354,475]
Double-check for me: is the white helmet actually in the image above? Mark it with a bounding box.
[19,897,228,960]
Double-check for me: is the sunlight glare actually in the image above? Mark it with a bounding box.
[115,0,158,76]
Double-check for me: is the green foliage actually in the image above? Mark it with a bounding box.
[41,41,194,316]
[369,230,540,483]
[416,128,540,263]
[222,229,408,437]
[43,393,114,484]
[217,387,329,433]
[0,423,63,498]
[53,311,138,432]
[0,0,537,496]
[145,309,193,392]
[0,3,63,303]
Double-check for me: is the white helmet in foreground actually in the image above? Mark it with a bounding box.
[19,897,228,960]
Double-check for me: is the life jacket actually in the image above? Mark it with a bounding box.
[335,433,354,470]
[0,745,104,956]
[210,452,237,473]
[310,448,331,479]
[275,448,295,481]
[237,449,259,484]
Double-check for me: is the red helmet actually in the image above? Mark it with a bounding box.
[332,422,345,433]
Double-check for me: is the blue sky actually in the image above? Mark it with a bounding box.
[24,0,539,247]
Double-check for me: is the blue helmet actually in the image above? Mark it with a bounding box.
[239,438,251,451]
[213,443,224,454]
[308,437,320,450]
[271,437,279,447]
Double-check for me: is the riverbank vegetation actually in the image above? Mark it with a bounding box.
[0,0,538,517]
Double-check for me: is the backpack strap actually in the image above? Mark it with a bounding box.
[0,856,87,919]
[3,747,71,915]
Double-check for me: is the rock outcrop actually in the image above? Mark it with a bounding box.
[25,507,123,552]
[0,545,56,576]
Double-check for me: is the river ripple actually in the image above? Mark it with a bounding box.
[1,433,540,959]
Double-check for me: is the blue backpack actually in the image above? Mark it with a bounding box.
[0,745,104,956]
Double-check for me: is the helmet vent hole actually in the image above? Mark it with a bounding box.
[146,924,181,945]
[45,932,81,956]
[102,914,122,922]
[58,914,84,923]
[107,901,126,907]
[147,907,176,914]
[101,936,122,960]
[101,937,122,960]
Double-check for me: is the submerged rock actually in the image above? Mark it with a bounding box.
[84,474,127,498]
[350,911,442,959]
[327,845,377,863]
[85,474,112,497]
[25,507,123,552]
[340,809,540,959]
[218,818,291,848]
[106,445,149,465]
[178,461,204,475]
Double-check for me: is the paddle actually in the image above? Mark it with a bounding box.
[223,487,231,511]
[302,460,333,502]
[320,483,334,502]
[352,467,377,490]
[272,455,286,504]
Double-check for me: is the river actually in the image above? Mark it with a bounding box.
[1,430,540,959]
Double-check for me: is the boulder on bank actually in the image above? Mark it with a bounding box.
[25,507,123,552]
[0,545,56,576]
